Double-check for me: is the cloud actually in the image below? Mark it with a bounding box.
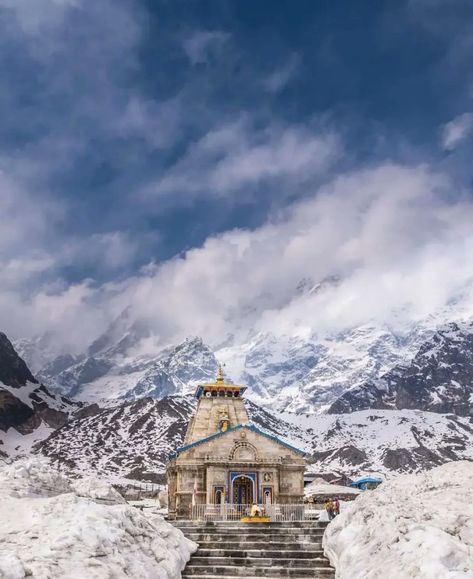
[113,96,183,149]
[182,30,229,65]
[145,118,341,201]
[114,163,473,348]
[262,54,300,93]
[0,168,62,285]
[6,160,473,355]
[440,112,473,150]
[0,0,78,34]
[3,1,473,359]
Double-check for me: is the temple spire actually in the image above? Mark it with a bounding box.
[216,363,225,383]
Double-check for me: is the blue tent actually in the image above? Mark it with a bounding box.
[350,476,383,490]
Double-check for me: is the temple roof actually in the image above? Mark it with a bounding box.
[194,363,247,399]
[172,422,306,457]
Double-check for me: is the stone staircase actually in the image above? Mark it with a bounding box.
[172,520,336,578]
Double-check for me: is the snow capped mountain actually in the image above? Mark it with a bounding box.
[37,333,218,404]
[36,396,310,484]
[5,317,473,481]
[16,270,473,415]
[329,321,473,416]
[35,395,473,483]
[0,333,79,458]
[37,396,195,483]
[292,409,473,476]
[19,318,435,415]
[217,322,434,413]
[8,284,473,483]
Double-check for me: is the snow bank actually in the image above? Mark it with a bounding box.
[323,461,473,579]
[0,458,196,579]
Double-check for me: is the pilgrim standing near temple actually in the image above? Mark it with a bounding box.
[325,498,335,520]
[334,497,340,516]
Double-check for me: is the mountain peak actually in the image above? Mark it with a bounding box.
[0,332,38,388]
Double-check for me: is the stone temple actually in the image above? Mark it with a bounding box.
[167,366,306,519]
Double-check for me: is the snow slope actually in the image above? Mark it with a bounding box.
[37,394,473,482]
[323,461,473,579]
[38,396,195,483]
[286,408,473,476]
[0,458,196,579]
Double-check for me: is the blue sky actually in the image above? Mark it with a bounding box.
[2,0,473,349]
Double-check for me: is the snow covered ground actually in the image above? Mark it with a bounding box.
[323,461,473,579]
[0,458,196,579]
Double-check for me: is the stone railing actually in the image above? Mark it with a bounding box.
[190,503,320,521]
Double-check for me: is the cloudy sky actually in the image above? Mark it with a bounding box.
[2,0,473,352]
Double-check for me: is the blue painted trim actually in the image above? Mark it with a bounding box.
[230,471,257,483]
[173,423,306,457]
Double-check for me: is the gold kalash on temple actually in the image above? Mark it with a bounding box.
[167,365,306,519]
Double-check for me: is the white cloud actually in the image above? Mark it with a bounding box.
[114,96,183,149]
[182,30,229,65]
[440,112,473,150]
[0,0,78,34]
[262,54,300,93]
[145,118,341,200]
[7,161,472,354]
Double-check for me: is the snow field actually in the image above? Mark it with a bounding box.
[323,461,473,579]
[0,459,196,579]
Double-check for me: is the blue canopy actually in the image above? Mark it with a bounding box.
[350,476,383,488]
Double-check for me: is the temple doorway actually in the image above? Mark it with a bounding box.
[232,475,254,504]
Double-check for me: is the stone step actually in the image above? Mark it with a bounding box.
[174,519,334,579]
[174,519,328,528]
[178,528,325,535]
[192,541,322,551]
[182,576,334,579]
[180,528,326,535]
[188,557,330,567]
[173,521,327,530]
[182,566,334,577]
[175,524,327,529]
[184,533,323,543]
[195,549,324,558]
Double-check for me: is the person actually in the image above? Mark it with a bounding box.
[333,497,340,517]
[324,498,334,520]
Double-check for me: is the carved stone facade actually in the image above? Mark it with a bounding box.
[167,367,306,518]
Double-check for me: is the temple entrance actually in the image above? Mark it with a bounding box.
[232,475,254,504]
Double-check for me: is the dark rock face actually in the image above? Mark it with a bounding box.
[0,390,37,433]
[0,332,79,442]
[0,332,37,388]
[73,403,101,420]
[329,323,473,417]
[328,383,392,414]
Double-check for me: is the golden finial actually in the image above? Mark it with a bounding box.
[216,363,225,383]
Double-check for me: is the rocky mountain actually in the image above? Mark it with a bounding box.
[329,322,473,416]
[37,396,195,483]
[5,318,473,481]
[35,331,218,404]
[0,333,79,458]
[35,394,473,483]
[8,302,473,482]
[18,317,435,414]
[36,396,309,483]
